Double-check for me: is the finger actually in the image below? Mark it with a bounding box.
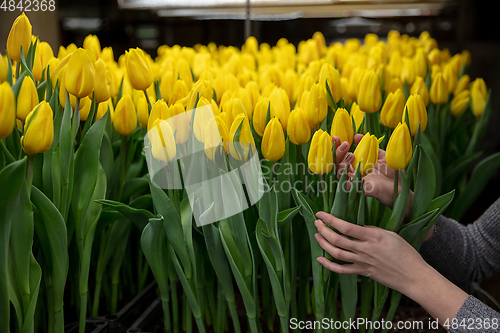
[315,233,359,262]
[337,152,354,179]
[315,220,364,252]
[332,136,341,151]
[334,140,350,168]
[316,257,361,275]
[315,212,369,240]
[354,133,363,145]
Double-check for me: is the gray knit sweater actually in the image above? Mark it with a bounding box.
[420,198,500,332]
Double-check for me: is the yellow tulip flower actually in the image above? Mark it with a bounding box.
[20,101,54,155]
[385,122,412,170]
[308,129,333,175]
[330,108,353,145]
[0,82,16,138]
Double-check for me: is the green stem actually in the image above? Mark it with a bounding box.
[227,301,241,333]
[393,169,399,206]
[320,174,329,212]
[162,299,172,333]
[171,281,179,333]
[78,292,88,333]
[118,135,127,200]
[248,317,259,333]
[143,90,152,113]
[27,154,34,195]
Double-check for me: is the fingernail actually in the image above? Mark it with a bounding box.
[339,142,348,151]
[316,211,326,219]
[314,219,320,227]
[316,257,324,264]
[314,233,320,241]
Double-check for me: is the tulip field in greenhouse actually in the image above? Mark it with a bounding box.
[2,11,500,333]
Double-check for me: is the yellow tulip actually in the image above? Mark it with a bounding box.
[330,108,353,145]
[135,94,149,128]
[413,48,428,78]
[287,107,311,145]
[0,54,8,83]
[340,77,352,106]
[125,48,153,91]
[83,34,101,60]
[175,58,193,91]
[347,67,365,101]
[245,80,260,111]
[410,77,429,106]
[150,119,177,163]
[148,99,169,132]
[400,57,415,85]
[304,83,327,124]
[159,70,175,103]
[253,97,270,137]
[450,90,470,117]
[0,82,16,138]
[194,97,216,142]
[454,74,470,96]
[470,78,487,117]
[429,72,448,105]
[228,113,255,161]
[388,51,403,77]
[357,70,382,113]
[65,48,95,98]
[169,80,189,106]
[350,102,364,131]
[386,76,404,95]
[16,76,39,122]
[96,99,113,122]
[404,94,428,136]
[94,59,112,103]
[261,118,286,162]
[428,48,440,66]
[294,73,314,106]
[281,68,296,103]
[79,96,92,121]
[167,102,190,144]
[380,89,405,129]
[385,122,412,170]
[461,50,471,67]
[223,96,248,126]
[7,12,32,62]
[308,129,333,175]
[101,47,114,62]
[352,133,380,176]
[204,115,229,160]
[430,64,441,81]
[46,57,60,80]
[268,87,290,130]
[319,63,341,104]
[32,41,54,81]
[187,80,213,111]
[20,101,54,155]
[442,63,457,94]
[113,95,137,135]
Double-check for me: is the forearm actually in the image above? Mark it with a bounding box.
[403,262,468,327]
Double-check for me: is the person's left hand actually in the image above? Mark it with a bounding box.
[313,210,428,295]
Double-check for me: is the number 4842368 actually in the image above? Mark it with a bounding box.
[1,0,56,11]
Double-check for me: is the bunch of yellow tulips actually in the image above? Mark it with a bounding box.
[1,11,498,333]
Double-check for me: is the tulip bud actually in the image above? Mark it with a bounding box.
[461,50,471,67]
[0,82,16,138]
[245,81,260,111]
[404,94,428,136]
[79,96,92,121]
[7,13,32,62]
[429,72,448,105]
[150,119,177,163]
[135,94,149,128]
[294,73,314,106]
[159,70,175,104]
[193,97,217,142]
[319,63,341,103]
[224,96,248,126]
[410,77,429,106]
[0,54,8,83]
[32,41,54,81]
[470,78,487,117]
[304,83,327,124]
[454,74,470,96]
[92,59,112,103]
[386,77,404,95]
[101,47,114,62]
[287,107,311,146]
[430,64,441,81]
[400,57,416,85]
[148,99,169,132]
[428,48,440,66]
[83,34,101,61]
[330,108,354,145]
[113,95,137,135]
[167,102,190,144]
[358,70,382,113]
[175,58,193,91]
[442,63,457,94]
[269,87,290,130]
[169,79,189,106]
[126,48,153,91]
[350,102,364,132]
[228,113,255,161]
[385,122,412,170]
[187,80,213,111]
[352,133,381,176]
[253,97,270,137]
[347,67,364,102]
[413,48,428,78]
[380,89,404,129]
[65,48,95,98]
[308,129,333,175]
[450,90,470,117]
[340,77,352,106]
[20,101,54,155]
[388,51,403,77]
[16,76,39,122]
[261,118,286,162]
[96,98,113,122]
[204,115,229,160]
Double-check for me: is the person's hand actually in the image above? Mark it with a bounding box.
[313,211,468,328]
[334,134,414,219]
[313,211,428,294]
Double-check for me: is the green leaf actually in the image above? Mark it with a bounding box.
[259,186,279,238]
[331,165,349,220]
[398,209,437,243]
[325,79,338,111]
[277,206,301,229]
[386,171,409,232]
[449,152,500,220]
[411,147,436,220]
[96,199,154,231]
